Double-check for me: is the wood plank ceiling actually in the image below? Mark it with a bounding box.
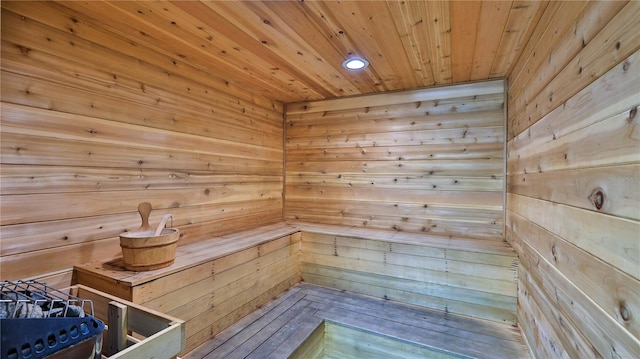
[47,0,548,104]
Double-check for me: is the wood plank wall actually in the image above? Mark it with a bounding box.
[0,2,284,287]
[506,1,640,358]
[285,80,506,240]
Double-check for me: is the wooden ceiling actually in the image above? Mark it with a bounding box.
[30,1,548,104]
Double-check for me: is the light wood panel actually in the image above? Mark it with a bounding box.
[1,1,283,110]
[285,80,506,239]
[509,0,638,139]
[0,3,284,283]
[507,0,590,132]
[325,322,457,359]
[2,1,546,104]
[508,164,640,220]
[509,193,638,279]
[288,317,325,359]
[298,227,518,325]
[0,55,283,143]
[507,1,640,356]
[506,211,639,341]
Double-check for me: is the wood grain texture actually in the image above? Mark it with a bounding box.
[0,3,284,281]
[0,0,546,104]
[507,211,639,340]
[1,4,635,359]
[285,80,506,239]
[298,227,518,325]
[507,1,640,355]
[74,225,301,355]
[509,0,638,139]
[185,283,531,359]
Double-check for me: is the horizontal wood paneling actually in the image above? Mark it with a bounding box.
[508,0,638,139]
[508,164,639,220]
[507,212,639,342]
[508,192,639,277]
[0,200,282,257]
[0,3,284,283]
[0,165,282,195]
[0,65,283,145]
[507,1,640,356]
[324,322,459,359]
[285,80,506,239]
[287,142,504,162]
[299,228,518,325]
[1,1,282,110]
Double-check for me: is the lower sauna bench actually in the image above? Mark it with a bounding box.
[73,223,303,355]
[295,223,520,326]
[184,283,531,359]
[74,222,528,358]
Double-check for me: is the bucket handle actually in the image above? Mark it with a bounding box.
[137,202,153,231]
[154,214,173,236]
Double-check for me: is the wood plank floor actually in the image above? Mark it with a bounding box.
[184,283,531,359]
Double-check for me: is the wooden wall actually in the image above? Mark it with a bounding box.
[0,2,284,287]
[506,1,640,358]
[285,80,506,240]
[3,3,638,357]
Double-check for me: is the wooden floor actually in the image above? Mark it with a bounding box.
[184,283,531,359]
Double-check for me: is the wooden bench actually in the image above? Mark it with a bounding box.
[295,222,519,325]
[74,223,302,354]
[74,222,520,355]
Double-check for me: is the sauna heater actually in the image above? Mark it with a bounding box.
[0,280,105,359]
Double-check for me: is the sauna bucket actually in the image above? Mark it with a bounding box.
[119,202,180,271]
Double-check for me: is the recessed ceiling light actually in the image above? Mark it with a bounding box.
[342,57,369,71]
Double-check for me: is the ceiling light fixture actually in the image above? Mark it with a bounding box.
[342,57,369,71]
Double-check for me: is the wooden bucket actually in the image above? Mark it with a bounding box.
[119,203,180,271]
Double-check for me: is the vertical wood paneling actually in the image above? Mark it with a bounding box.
[450,1,482,83]
[393,0,452,85]
[0,3,284,283]
[470,1,512,80]
[507,1,640,357]
[0,1,550,105]
[285,80,506,240]
[489,1,548,78]
[385,1,437,87]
